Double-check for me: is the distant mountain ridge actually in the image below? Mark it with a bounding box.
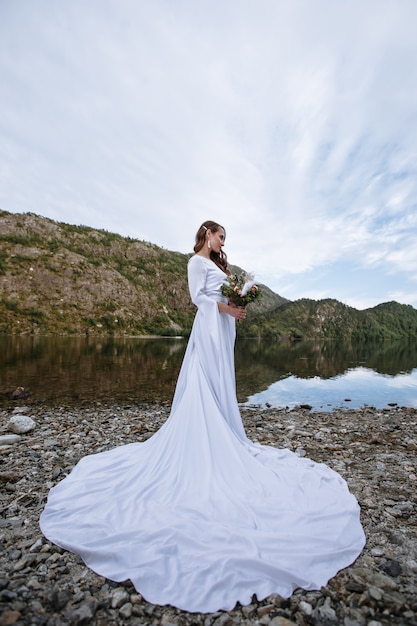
[1,209,417,340]
[240,297,417,341]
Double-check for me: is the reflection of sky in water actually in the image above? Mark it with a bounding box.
[246,367,417,412]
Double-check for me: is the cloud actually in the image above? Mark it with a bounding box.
[1,0,417,309]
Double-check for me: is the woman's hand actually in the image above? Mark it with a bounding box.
[231,305,246,321]
[218,302,246,321]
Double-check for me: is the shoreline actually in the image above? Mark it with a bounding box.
[1,403,416,625]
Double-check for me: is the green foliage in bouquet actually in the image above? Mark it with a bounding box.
[221,272,261,307]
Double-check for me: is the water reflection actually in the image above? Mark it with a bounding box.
[247,367,417,412]
[1,335,417,410]
[234,339,417,408]
[0,335,186,406]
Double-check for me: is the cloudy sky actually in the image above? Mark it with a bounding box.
[1,0,417,310]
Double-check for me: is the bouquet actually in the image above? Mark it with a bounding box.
[221,271,261,307]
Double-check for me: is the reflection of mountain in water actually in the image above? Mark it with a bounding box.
[1,336,417,408]
[235,339,417,401]
[0,336,186,406]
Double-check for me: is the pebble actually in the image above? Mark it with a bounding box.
[111,588,130,608]
[299,600,313,615]
[269,617,296,626]
[0,434,21,446]
[119,602,133,618]
[0,403,416,625]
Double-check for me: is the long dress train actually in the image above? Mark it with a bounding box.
[40,255,365,613]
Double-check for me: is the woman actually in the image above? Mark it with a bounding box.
[40,220,365,613]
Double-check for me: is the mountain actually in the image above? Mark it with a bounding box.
[240,297,417,341]
[1,209,417,340]
[0,210,283,336]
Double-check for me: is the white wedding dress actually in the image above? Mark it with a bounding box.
[40,255,365,613]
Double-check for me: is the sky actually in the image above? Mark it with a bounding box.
[1,0,417,310]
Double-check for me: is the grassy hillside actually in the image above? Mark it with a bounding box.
[0,210,283,336]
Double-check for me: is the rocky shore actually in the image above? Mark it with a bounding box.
[0,402,416,626]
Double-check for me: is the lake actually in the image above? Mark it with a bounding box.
[1,335,417,411]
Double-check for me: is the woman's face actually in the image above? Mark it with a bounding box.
[210,228,225,253]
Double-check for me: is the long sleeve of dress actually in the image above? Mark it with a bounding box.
[188,255,213,308]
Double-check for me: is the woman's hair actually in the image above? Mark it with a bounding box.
[194,220,229,273]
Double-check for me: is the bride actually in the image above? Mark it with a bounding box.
[40,220,365,613]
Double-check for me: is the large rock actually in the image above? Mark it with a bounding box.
[8,415,36,434]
